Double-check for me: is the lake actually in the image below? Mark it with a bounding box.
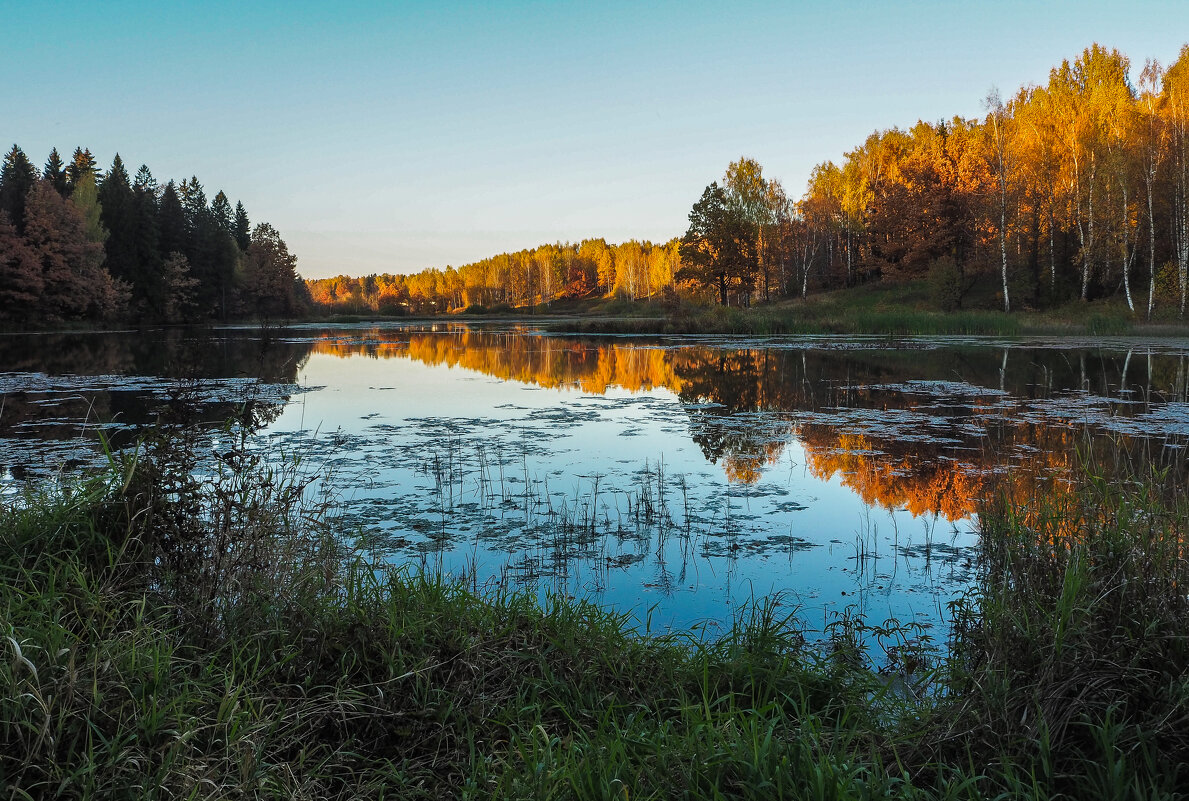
[3,323,1188,643]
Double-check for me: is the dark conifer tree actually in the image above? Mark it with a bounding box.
[178,176,216,312]
[132,164,156,195]
[98,154,137,284]
[179,176,207,225]
[100,154,130,191]
[211,191,232,233]
[233,201,251,251]
[130,166,164,313]
[42,148,68,196]
[158,180,187,258]
[678,182,756,305]
[66,147,99,192]
[0,145,38,235]
[209,229,240,318]
[177,177,238,318]
[210,191,240,316]
[244,222,300,318]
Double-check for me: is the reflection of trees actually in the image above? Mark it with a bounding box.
[0,329,310,383]
[0,332,137,377]
[0,329,310,455]
[670,345,1188,509]
[797,427,1071,521]
[312,329,682,394]
[799,431,983,519]
[670,348,790,480]
[310,328,1189,515]
[789,418,1183,525]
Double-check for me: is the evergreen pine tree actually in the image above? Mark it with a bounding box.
[42,148,68,196]
[101,154,129,190]
[244,222,300,319]
[98,154,136,284]
[157,181,187,258]
[208,192,239,317]
[210,229,240,318]
[132,164,157,195]
[0,145,37,235]
[174,176,239,318]
[178,176,216,313]
[66,147,99,193]
[211,191,232,233]
[179,176,207,225]
[130,165,165,318]
[233,201,251,251]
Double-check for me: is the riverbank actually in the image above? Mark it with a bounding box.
[299,281,1189,339]
[3,420,1187,798]
[7,279,1189,340]
[542,284,1189,337]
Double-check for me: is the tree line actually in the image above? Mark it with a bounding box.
[686,43,1189,315]
[0,145,307,325]
[308,42,1189,318]
[307,239,681,314]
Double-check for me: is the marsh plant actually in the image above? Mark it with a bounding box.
[107,389,345,631]
[939,439,1189,795]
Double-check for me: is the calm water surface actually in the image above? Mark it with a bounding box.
[3,323,1189,640]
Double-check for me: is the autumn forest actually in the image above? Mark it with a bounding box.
[308,43,1189,319]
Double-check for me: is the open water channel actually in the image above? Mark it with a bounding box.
[3,323,1188,645]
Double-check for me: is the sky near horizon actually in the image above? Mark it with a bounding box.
[4,1,1189,280]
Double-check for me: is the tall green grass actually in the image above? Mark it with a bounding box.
[546,283,1189,337]
[557,299,1026,336]
[3,422,1187,798]
[939,441,1189,798]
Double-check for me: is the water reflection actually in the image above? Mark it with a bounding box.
[309,327,1189,522]
[3,324,1188,637]
[0,328,309,478]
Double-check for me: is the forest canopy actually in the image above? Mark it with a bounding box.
[306,238,681,315]
[0,146,307,324]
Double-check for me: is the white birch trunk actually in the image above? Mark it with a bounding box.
[1122,185,1134,312]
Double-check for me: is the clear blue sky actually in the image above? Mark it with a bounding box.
[4,0,1187,279]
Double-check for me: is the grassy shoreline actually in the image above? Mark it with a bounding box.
[536,284,1189,337]
[301,281,1189,338]
[10,279,1189,339]
[3,424,1189,798]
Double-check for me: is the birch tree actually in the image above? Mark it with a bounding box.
[984,87,1012,311]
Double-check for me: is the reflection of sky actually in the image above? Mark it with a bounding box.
[271,348,978,644]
